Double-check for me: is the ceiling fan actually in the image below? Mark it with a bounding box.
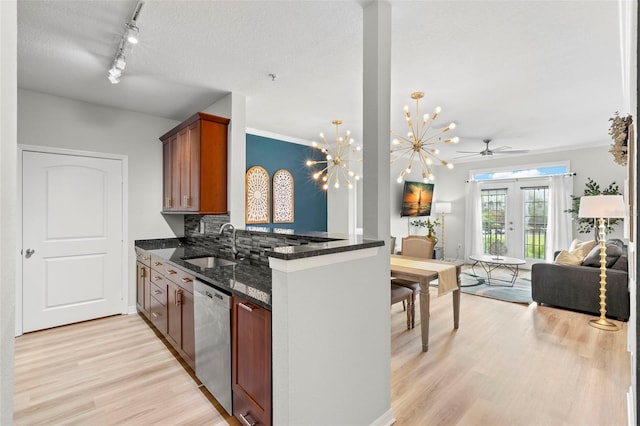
[455,139,530,158]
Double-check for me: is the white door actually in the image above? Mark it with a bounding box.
[22,151,124,332]
[479,179,549,267]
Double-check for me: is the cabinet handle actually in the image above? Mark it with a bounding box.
[175,289,182,306]
[153,276,163,281]
[153,289,162,295]
[151,312,159,319]
[165,197,173,208]
[140,268,146,278]
[183,194,191,208]
[143,256,150,261]
[238,413,256,426]
[166,269,177,275]
[238,302,254,312]
[154,261,162,266]
[181,277,193,283]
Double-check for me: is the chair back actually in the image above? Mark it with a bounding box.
[390,236,396,255]
[401,235,434,259]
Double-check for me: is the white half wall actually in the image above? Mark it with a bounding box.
[270,246,391,426]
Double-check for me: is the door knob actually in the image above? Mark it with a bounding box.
[25,248,35,258]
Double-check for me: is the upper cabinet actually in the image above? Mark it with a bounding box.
[160,112,230,214]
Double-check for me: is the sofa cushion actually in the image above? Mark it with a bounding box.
[582,240,624,268]
[568,238,597,259]
[555,250,584,265]
[610,255,628,271]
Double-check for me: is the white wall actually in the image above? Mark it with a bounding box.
[390,145,629,258]
[17,89,181,308]
[203,92,246,226]
[0,1,17,423]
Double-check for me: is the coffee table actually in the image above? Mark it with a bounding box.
[469,254,526,287]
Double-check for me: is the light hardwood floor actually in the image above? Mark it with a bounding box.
[15,286,630,425]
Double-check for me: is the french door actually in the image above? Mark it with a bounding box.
[480,179,549,267]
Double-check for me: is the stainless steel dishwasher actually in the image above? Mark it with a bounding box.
[194,279,232,415]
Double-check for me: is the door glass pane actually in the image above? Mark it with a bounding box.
[523,186,548,260]
[481,189,507,256]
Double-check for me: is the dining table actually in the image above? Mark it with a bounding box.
[390,254,464,352]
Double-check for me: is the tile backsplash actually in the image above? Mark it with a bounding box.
[184,215,332,265]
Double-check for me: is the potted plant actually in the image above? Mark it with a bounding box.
[410,217,440,245]
[564,177,622,240]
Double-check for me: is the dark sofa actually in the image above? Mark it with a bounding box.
[531,240,630,320]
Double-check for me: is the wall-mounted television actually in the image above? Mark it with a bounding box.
[401,181,434,217]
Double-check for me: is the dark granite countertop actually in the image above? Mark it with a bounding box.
[135,238,272,310]
[135,232,384,310]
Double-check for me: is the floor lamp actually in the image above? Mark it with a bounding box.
[434,202,452,260]
[578,194,626,331]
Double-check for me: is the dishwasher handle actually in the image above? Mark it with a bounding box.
[195,280,230,308]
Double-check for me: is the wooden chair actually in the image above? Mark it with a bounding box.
[393,236,436,328]
[401,235,435,259]
[391,283,413,329]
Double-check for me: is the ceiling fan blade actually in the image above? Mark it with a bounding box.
[490,145,512,151]
[455,150,481,154]
[495,149,530,154]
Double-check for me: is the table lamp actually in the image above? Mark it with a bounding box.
[578,194,626,331]
[434,202,452,260]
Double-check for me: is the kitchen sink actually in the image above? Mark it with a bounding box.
[184,256,236,269]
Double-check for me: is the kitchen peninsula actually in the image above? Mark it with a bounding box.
[135,228,391,426]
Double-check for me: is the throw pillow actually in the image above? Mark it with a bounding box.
[554,250,583,266]
[582,241,624,268]
[568,238,598,258]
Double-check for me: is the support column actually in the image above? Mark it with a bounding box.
[363,1,391,242]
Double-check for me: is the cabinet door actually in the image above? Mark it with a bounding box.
[136,262,151,316]
[178,122,200,212]
[181,288,195,368]
[162,134,178,211]
[167,281,182,349]
[232,296,272,426]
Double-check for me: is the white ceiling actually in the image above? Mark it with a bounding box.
[17,0,629,162]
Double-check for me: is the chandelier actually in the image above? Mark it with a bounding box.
[390,92,459,183]
[306,120,361,190]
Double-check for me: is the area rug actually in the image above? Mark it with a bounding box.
[432,269,533,305]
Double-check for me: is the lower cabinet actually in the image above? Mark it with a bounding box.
[145,256,196,370]
[232,295,272,426]
[135,261,151,316]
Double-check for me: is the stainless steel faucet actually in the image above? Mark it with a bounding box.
[219,222,238,258]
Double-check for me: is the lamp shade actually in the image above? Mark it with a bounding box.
[434,202,452,214]
[578,195,626,218]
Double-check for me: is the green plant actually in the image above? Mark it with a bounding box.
[410,217,440,235]
[564,177,621,238]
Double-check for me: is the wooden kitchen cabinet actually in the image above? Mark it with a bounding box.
[232,295,272,426]
[160,112,230,214]
[149,255,195,370]
[135,250,152,317]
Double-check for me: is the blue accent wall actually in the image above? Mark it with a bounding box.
[246,134,327,231]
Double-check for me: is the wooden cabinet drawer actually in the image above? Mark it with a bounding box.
[150,282,167,306]
[150,294,166,333]
[169,267,194,292]
[151,255,166,270]
[136,250,151,267]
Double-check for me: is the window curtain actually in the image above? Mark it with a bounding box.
[545,174,573,261]
[464,180,483,260]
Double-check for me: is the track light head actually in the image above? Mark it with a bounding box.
[126,24,139,44]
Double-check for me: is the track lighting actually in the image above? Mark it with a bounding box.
[107,1,144,84]
[126,24,139,44]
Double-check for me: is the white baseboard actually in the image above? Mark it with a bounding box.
[126,305,137,315]
[370,408,395,426]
